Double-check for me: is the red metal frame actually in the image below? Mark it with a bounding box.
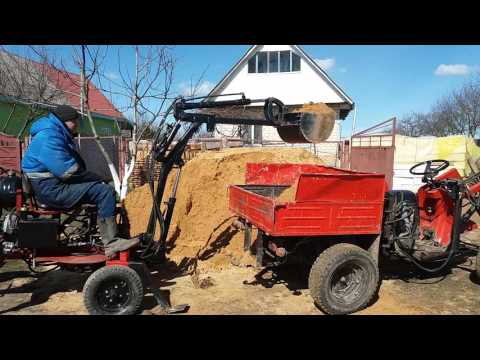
[417,168,476,247]
[0,132,22,172]
[7,178,131,267]
[229,163,386,237]
[106,251,130,267]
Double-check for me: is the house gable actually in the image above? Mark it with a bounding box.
[209,45,354,117]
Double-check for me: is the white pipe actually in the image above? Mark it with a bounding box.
[349,105,358,170]
[351,105,358,136]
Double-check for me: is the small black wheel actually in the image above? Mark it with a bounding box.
[308,243,379,315]
[83,265,144,315]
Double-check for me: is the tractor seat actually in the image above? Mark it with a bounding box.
[21,173,95,212]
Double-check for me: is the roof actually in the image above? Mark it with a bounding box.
[43,66,124,120]
[208,45,354,114]
[0,50,124,121]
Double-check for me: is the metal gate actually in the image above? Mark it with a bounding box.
[341,118,396,190]
[0,132,22,172]
[76,137,124,182]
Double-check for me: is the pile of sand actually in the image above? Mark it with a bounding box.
[275,180,299,203]
[123,148,324,273]
[297,102,336,117]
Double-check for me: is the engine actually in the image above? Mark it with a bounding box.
[0,172,21,209]
[382,190,419,254]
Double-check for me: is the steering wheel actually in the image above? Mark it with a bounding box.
[409,159,449,177]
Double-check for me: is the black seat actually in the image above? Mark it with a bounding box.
[21,173,33,198]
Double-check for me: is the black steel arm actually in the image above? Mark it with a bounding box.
[138,95,287,261]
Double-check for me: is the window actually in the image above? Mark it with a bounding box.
[292,52,301,72]
[257,52,268,73]
[248,56,256,73]
[268,51,278,72]
[280,51,291,72]
[248,50,301,73]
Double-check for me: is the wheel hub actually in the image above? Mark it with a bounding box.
[97,279,131,312]
[331,263,366,304]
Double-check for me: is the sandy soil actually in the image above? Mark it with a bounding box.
[1,242,479,315]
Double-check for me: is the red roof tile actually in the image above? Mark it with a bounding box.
[44,66,124,119]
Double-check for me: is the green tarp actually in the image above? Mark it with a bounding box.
[0,97,122,138]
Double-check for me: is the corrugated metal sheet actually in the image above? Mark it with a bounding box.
[0,97,121,137]
[0,132,21,172]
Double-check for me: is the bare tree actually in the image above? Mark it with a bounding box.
[0,46,64,103]
[397,112,423,137]
[450,77,480,137]
[0,46,67,137]
[90,45,176,200]
[398,75,480,138]
[63,45,126,197]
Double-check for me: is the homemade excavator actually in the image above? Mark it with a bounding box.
[1,93,479,315]
[0,94,334,315]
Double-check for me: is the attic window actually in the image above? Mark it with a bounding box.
[248,50,301,73]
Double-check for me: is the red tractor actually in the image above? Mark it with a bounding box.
[0,166,189,315]
[229,160,480,314]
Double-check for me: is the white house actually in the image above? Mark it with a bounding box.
[207,45,354,160]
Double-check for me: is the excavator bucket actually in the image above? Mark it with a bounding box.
[278,103,336,144]
[196,101,336,144]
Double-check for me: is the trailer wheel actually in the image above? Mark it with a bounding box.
[308,243,379,315]
[83,265,144,315]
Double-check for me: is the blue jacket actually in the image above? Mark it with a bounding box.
[22,113,82,178]
[22,113,104,209]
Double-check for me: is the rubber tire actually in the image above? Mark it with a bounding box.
[83,265,144,315]
[308,243,379,315]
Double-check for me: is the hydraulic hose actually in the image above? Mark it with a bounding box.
[394,189,462,274]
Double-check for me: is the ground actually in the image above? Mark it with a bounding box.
[1,231,479,315]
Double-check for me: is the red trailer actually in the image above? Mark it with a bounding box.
[229,163,387,237]
[229,161,480,315]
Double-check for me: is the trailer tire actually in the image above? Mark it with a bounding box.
[83,265,144,315]
[308,243,379,315]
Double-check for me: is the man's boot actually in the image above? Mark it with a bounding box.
[98,216,140,259]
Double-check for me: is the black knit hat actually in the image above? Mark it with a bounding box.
[52,105,79,123]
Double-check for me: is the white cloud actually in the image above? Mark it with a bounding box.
[178,80,215,97]
[105,71,120,81]
[314,58,336,71]
[434,64,480,76]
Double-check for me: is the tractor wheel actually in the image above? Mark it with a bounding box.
[308,243,379,315]
[83,265,144,315]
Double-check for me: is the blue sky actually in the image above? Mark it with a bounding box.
[5,45,480,137]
